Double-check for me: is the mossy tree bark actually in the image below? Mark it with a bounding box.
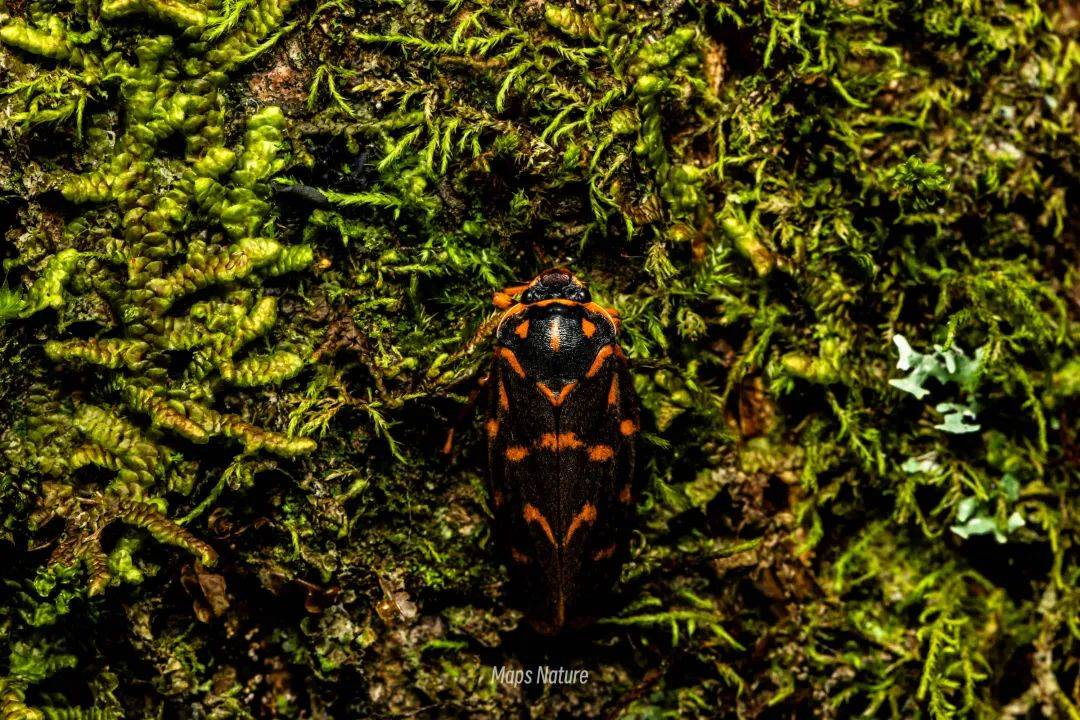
[0,0,1077,717]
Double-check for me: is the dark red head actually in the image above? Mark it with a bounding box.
[520,268,591,303]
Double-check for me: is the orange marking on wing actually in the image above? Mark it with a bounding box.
[588,445,614,462]
[549,317,561,351]
[592,544,617,561]
[587,345,613,377]
[486,419,500,438]
[538,432,583,451]
[533,298,583,308]
[583,302,619,332]
[497,378,509,411]
[586,345,614,377]
[607,374,619,406]
[514,319,529,339]
[581,318,597,337]
[583,302,609,315]
[499,347,526,378]
[499,303,526,320]
[537,381,577,406]
[620,419,638,436]
[495,303,527,337]
[619,483,632,503]
[505,446,529,461]
[563,502,597,545]
[510,547,531,564]
[524,503,557,546]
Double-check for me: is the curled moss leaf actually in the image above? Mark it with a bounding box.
[45,339,150,371]
[0,19,74,61]
[21,250,81,317]
[720,209,774,277]
[73,404,166,486]
[101,0,207,28]
[219,350,304,387]
[116,380,210,444]
[0,677,44,720]
[544,4,599,42]
[119,501,217,565]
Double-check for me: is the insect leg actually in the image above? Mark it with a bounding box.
[441,374,489,455]
[493,283,530,309]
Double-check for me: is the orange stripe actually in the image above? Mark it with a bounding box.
[586,345,614,377]
[592,544,617,561]
[505,446,529,461]
[502,283,530,296]
[514,319,529,339]
[620,419,637,436]
[538,432,583,451]
[498,379,509,411]
[563,502,597,545]
[584,302,619,328]
[495,303,527,334]
[499,303,527,320]
[581,318,596,337]
[537,381,577,406]
[499,347,526,378]
[584,302,610,315]
[549,317,560,351]
[533,298,583,308]
[486,419,500,438]
[588,445,614,461]
[524,503,557,546]
[607,374,619,406]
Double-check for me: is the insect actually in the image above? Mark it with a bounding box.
[274,182,331,210]
[485,268,639,634]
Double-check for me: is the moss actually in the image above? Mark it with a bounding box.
[1,0,1077,717]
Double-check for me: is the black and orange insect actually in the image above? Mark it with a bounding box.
[485,268,639,634]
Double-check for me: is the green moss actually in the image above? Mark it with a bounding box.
[1,0,1077,717]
